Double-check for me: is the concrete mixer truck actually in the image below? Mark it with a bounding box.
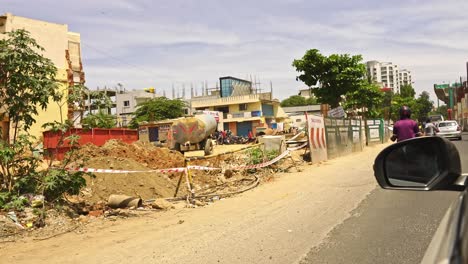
[171,114,217,155]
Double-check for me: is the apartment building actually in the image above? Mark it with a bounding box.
[115,89,160,127]
[0,13,84,140]
[366,60,412,93]
[399,69,412,86]
[190,76,288,136]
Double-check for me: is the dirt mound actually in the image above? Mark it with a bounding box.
[82,157,177,203]
[73,140,186,203]
[78,140,185,169]
[74,140,293,204]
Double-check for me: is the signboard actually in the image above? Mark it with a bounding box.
[369,126,380,142]
[352,129,360,143]
[434,84,449,89]
[328,106,345,118]
[306,114,328,163]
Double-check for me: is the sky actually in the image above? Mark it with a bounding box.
[3,0,468,102]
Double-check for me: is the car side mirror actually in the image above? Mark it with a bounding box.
[373,137,461,190]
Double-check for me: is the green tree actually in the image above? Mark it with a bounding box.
[0,30,89,212]
[129,97,186,128]
[343,82,384,118]
[80,90,116,129]
[431,105,448,119]
[380,90,394,120]
[390,95,416,121]
[0,29,61,142]
[400,84,416,98]
[82,111,116,129]
[414,91,434,122]
[292,49,367,107]
[280,95,306,107]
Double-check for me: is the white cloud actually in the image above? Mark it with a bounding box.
[4,0,468,102]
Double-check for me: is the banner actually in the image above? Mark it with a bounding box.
[306,114,328,163]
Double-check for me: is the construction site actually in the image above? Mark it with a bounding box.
[0,132,308,242]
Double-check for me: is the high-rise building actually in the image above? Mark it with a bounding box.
[366,61,412,93]
[399,69,412,86]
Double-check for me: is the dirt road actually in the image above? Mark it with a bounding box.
[1,144,388,264]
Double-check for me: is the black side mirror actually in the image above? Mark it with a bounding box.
[373,137,461,190]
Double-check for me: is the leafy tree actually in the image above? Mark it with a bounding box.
[344,82,384,118]
[379,90,394,120]
[400,84,416,98]
[129,97,186,128]
[280,95,307,107]
[292,49,367,107]
[0,30,89,213]
[80,89,116,129]
[0,29,61,142]
[431,105,448,119]
[82,111,116,129]
[306,97,318,105]
[390,95,416,121]
[414,91,434,122]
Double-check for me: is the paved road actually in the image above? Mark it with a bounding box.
[301,134,468,264]
[3,136,466,264]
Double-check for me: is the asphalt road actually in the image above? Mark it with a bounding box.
[300,134,468,264]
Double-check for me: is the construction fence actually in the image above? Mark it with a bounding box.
[323,118,388,159]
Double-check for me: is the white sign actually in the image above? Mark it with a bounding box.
[328,106,345,118]
[306,114,328,163]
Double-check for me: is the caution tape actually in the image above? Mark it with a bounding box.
[66,167,187,174]
[287,142,308,151]
[228,150,291,170]
[187,165,221,171]
[64,142,307,174]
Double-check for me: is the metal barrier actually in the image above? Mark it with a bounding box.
[324,118,364,159]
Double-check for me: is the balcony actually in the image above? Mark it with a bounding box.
[190,93,272,108]
[224,111,263,122]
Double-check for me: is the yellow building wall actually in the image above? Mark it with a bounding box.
[2,14,76,142]
[228,102,262,113]
[228,105,237,113]
[28,80,69,141]
[247,102,261,111]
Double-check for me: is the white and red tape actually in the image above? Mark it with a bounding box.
[65,143,307,174]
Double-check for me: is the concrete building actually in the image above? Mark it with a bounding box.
[115,89,160,127]
[282,105,321,129]
[190,76,288,136]
[298,88,313,99]
[399,69,412,86]
[366,61,412,93]
[0,13,84,140]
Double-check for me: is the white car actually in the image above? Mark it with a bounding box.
[436,120,462,140]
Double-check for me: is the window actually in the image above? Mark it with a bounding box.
[123,100,130,107]
[239,104,247,111]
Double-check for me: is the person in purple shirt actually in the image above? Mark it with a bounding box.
[391,106,422,142]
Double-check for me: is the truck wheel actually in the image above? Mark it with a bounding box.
[204,139,213,155]
[175,143,182,153]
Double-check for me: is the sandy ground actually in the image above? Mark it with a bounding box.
[0,143,389,264]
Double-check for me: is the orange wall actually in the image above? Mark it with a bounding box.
[228,122,237,135]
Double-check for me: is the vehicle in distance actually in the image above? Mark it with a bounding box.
[428,114,444,123]
[436,120,462,140]
[373,137,466,263]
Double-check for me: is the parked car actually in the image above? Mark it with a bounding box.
[436,120,462,140]
[373,137,466,263]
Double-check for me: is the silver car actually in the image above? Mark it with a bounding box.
[436,120,462,140]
